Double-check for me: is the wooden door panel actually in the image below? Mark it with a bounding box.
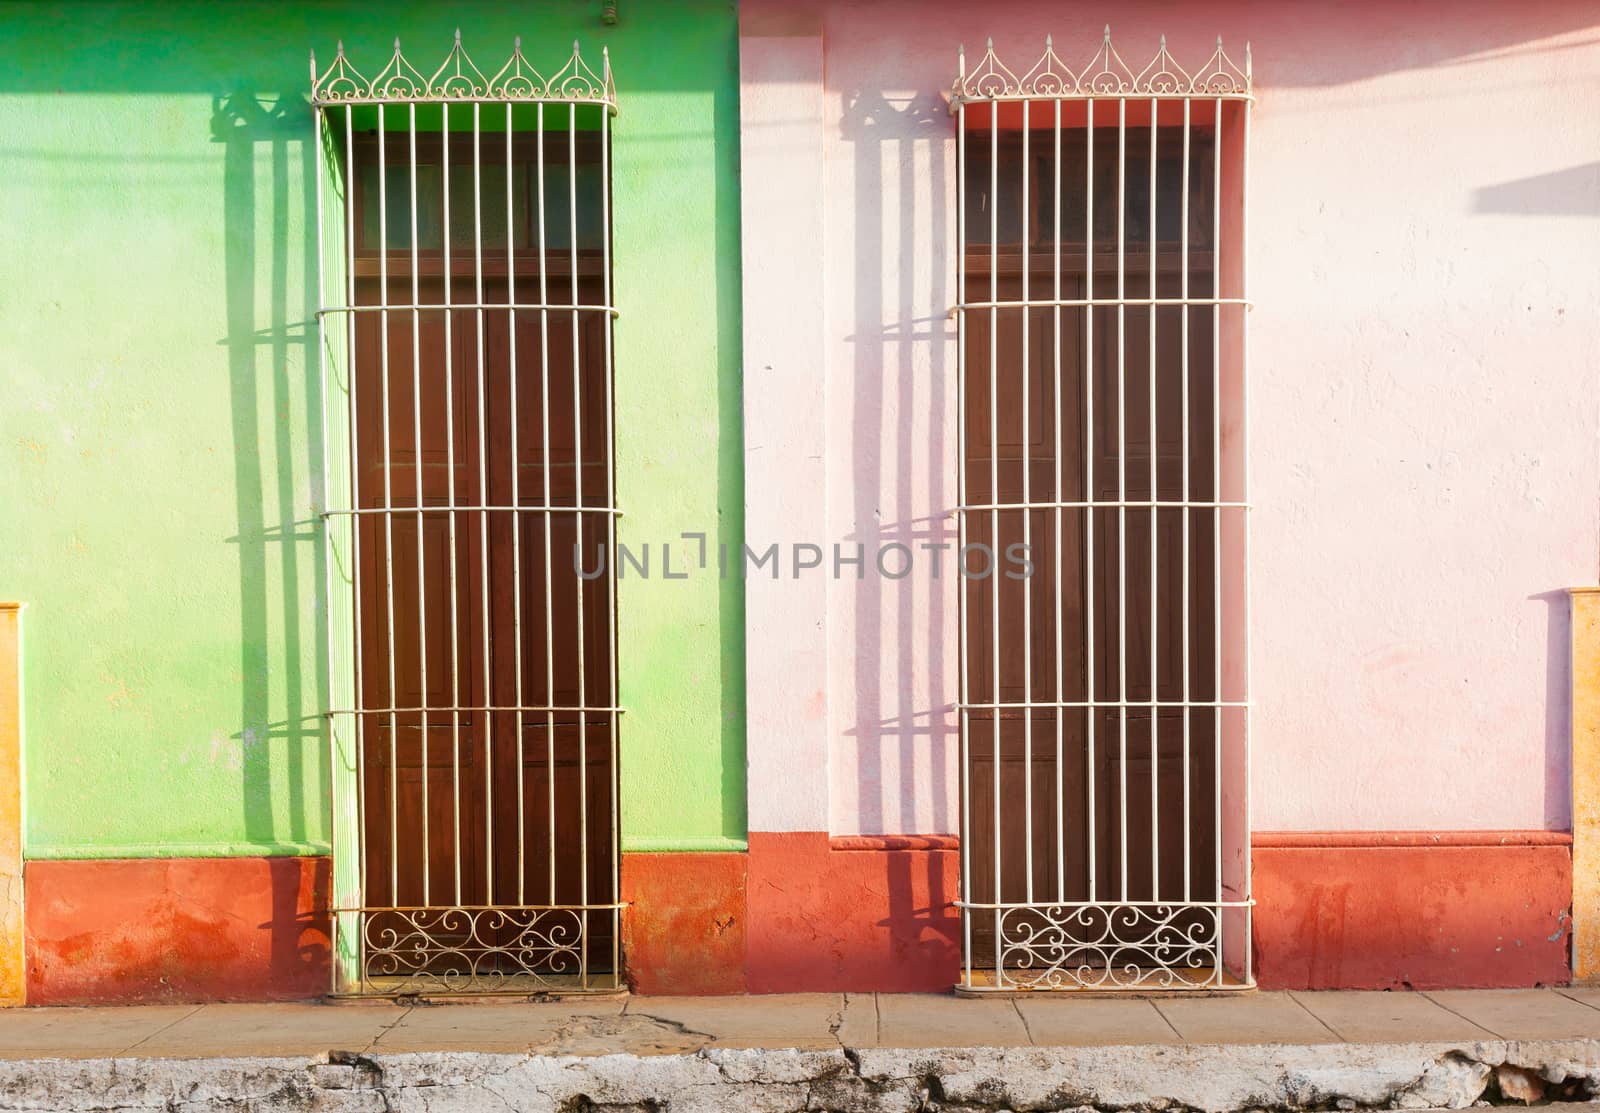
[963,259,1217,968]
[353,267,616,973]
[354,446,488,911]
[352,281,481,509]
[519,512,614,710]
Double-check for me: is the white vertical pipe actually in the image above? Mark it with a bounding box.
[1084,97,1096,905]
[1241,89,1254,985]
[1212,96,1224,967]
[1179,97,1192,904]
[442,103,463,907]
[988,96,1001,977]
[377,108,401,907]
[407,102,430,908]
[343,108,367,915]
[600,88,620,983]
[568,102,589,981]
[472,102,494,907]
[1116,96,1127,904]
[1051,97,1065,904]
[506,103,527,907]
[1020,99,1033,906]
[312,99,336,945]
[536,104,557,909]
[955,84,971,988]
[1147,98,1159,901]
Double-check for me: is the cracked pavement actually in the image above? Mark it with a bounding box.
[3,989,1600,1110]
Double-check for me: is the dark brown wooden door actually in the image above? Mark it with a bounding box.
[353,273,614,967]
[963,264,1217,962]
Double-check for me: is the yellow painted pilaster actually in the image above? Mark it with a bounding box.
[0,603,22,1006]
[1571,589,1600,982]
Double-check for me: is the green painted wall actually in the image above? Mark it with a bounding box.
[0,1,745,858]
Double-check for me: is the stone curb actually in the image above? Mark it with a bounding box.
[1,1038,1596,1111]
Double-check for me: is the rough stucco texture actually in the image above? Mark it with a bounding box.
[746,832,959,993]
[620,852,748,995]
[803,0,1599,836]
[0,1,744,859]
[25,857,330,1005]
[1253,843,1572,990]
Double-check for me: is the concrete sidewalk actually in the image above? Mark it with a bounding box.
[1,988,1599,1110]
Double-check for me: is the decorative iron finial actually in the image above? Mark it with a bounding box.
[312,32,617,110]
[950,28,1252,105]
[1019,33,1072,97]
[429,29,488,99]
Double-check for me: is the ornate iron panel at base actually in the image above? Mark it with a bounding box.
[960,900,1254,992]
[334,905,625,997]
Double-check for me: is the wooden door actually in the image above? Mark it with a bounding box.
[353,274,614,968]
[963,266,1217,963]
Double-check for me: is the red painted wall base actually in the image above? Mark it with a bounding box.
[620,851,747,995]
[1252,833,1572,990]
[25,857,330,1005]
[746,832,959,993]
[18,832,1571,1001]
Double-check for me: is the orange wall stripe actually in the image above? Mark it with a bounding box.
[1572,588,1600,982]
[0,604,22,1006]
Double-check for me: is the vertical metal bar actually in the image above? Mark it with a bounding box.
[956,88,971,988]
[1116,96,1128,904]
[988,96,1001,978]
[569,103,589,982]
[507,103,527,907]
[536,104,558,910]
[313,99,351,990]
[1051,97,1064,904]
[407,102,430,908]
[1241,91,1254,985]
[344,107,367,924]
[473,102,495,907]
[443,102,463,907]
[1147,98,1159,901]
[1212,96,1224,965]
[600,93,620,985]
[1179,97,1192,905]
[377,108,401,907]
[1020,99,1033,906]
[1084,96,1096,905]
[313,95,328,891]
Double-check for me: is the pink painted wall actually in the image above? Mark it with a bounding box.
[743,0,1600,838]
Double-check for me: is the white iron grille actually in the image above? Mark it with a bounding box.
[312,34,622,995]
[951,30,1253,992]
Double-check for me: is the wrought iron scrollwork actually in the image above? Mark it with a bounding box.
[995,903,1222,990]
[311,31,616,110]
[345,906,620,995]
[952,26,1251,105]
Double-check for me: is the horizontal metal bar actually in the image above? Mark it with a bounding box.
[329,705,625,716]
[951,92,1253,107]
[959,500,1248,512]
[960,700,1249,710]
[956,296,1251,311]
[314,95,617,110]
[324,505,620,518]
[956,899,1256,910]
[336,902,629,912]
[319,302,618,317]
